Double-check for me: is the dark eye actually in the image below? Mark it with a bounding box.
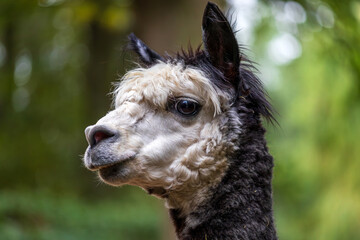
[175,99,200,116]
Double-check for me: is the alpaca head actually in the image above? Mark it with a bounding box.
[83,2,273,214]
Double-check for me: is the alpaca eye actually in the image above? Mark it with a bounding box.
[175,99,200,116]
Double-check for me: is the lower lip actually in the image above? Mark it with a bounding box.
[98,159,131,181]
[99,151,136,172]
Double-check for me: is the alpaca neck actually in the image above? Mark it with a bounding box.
[169,125,277,240]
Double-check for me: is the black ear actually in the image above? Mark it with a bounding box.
[128,33,164,66]
[202,2,240,88]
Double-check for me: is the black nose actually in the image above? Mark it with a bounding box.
[86,125,118,148]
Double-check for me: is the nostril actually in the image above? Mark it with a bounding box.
[89,126,117,148]
[93,130,114,145]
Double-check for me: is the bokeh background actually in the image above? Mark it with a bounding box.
[1,0,359,239]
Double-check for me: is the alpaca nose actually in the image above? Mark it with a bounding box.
[85,125,118,148]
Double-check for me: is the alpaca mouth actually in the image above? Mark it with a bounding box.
[90,159,126,171]
[85,149,137,171]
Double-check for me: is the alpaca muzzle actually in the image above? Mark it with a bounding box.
[84,125,132,171]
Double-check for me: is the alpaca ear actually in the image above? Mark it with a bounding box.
[202,2,240,87]
[128,33,164,66]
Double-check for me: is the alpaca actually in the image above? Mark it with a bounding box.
[83,2,277,239]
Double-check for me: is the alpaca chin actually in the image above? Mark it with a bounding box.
[98,161,133,186]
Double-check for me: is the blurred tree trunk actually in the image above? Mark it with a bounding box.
[132,0,225,54]
[81,14,125,195]
[85,20,121,123]
[0,21,15,119]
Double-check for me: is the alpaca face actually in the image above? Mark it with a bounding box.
[84,62,232,201]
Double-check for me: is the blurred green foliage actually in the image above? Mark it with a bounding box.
[256,1,360,239]
[0,0,359,239]
[0,188,161,240]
